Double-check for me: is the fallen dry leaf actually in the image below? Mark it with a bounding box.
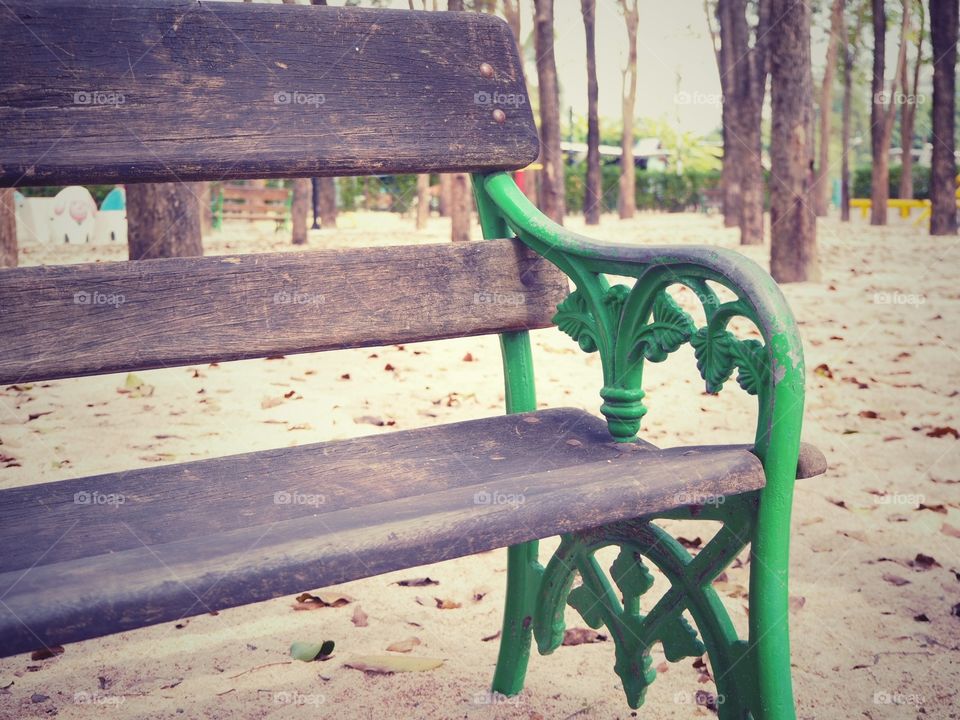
[910,553,941,570]
[434,598,461,610]
[917,503,947,514]
[881,573,911,587]
[395,577,439,587]
[927,426,959,439]
[343,655,443,674]
[813,363,834,379]
[293,592,353,610]
[562,628,607,646]
[351,605,369,627]
[789,596,806,612]
[481,630,501,642]
[471,586,491,602]
[118,373,154,398]
[386,637,421,653]
[941,523,960,539]
[462,353,475,362]
[30,646,64,661]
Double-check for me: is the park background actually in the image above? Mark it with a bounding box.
[1,0,959,719]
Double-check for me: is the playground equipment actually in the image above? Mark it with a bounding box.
[213,181,292,231]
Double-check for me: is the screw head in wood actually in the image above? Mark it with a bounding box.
[479,62,494,78]
[492,109,506,124]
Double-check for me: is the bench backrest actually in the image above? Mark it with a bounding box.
[0,0,538,186]
[0,1,566,385]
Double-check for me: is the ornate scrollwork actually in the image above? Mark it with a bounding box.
[533,497,759,714]
[553,277,770,440]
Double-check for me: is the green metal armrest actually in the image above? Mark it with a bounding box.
[474,171,809,720]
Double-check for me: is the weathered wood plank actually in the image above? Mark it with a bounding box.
[0,239,569,384]
[0,409,632,572]
[0,409,769,657]
[0,1,538,186]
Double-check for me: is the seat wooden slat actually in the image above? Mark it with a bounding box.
[0,239,569,384]
[0,408,778,657]
[0,0,538,187]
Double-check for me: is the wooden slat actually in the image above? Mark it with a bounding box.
[0,239,569,384]
[0,1,538,187]
[0,408,771,656]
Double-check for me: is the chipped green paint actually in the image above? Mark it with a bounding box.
[473,173,807,720]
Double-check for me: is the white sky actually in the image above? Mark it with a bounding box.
[548,0,725,136]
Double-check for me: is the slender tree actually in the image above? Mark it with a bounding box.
[312,0,338,229]
[769,0,819,282]
[617,0,638,219]
[533,0,565,224]
[841,1,867,221]
[127,184,202,260]
[869,0,886,224]
[318,177,337,228]
[415,173,430,230]
[929,0,958,235]
[869,0,910,225]
[290,178,311,245]
[0,189,16,268]
[705,0,739,228]
[815,0,845,216]
[898,1,923,201]
[581,0,601,225]
[502,0,537,204]
[447,0,472,240]
[715,0,769,244]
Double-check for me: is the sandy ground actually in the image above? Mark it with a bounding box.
[1,209,958,720]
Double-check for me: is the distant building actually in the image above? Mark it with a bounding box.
[559,137,671,170]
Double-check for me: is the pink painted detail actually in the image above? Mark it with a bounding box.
[69,201,89,224]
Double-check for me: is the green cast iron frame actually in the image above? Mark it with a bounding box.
[473,171,805,720]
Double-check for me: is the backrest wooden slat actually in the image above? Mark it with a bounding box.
[0,0,538,187]
[0,240,569,384]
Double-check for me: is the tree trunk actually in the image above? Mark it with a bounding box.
[438,173,452,217]
[581,0,601,225]
[291,178,310,245]
[415,174,430,230]
[450,172,471,241]
[769,0,818,282]
[929,0,958,236]
[618,0,638,220]
[0,189,17,268]
[318,177,337,229]
[196,182,213,236]
[840,2,865,222]
[897,4,924,201]
[502,0,527,202]
[841,28,853,222]
[815,0,844,216]
[717,0,742,229]
[870,0,911,224]
[127,183,202,260]
[446,0,471,240]
[869,0,887,224]
[533,0,565,224]
[716,0,768,245]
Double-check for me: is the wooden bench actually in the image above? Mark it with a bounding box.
[213,182,292,231]
[0,2,825,717]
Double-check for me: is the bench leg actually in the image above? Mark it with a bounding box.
[492,540,543,696]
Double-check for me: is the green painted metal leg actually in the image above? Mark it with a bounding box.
[473,176,543,697]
